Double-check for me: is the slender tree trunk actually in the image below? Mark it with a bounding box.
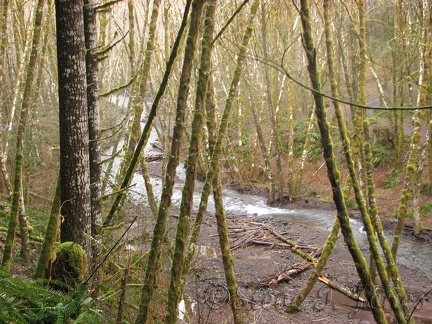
[297,1,387,322]
[166,2,215,322]
[392,111,423,260]
[356,1,410,319]
[295,107,316,196]
[1,0,37,199]
[0,0,11,194]
[212,172,244,323]
[245,67,274,202]
[179,2,260,320]
[259,2,281,204]
[34,172,61,279]
[115,0,161,198]
[412,0,431,235]
[135,1,204,322]
[1,0,45,270]
[84,0,102,272]
[103,0,192,228]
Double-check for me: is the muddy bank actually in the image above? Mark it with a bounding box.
[180,209,432,323]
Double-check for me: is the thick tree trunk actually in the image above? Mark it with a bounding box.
[56,0,91,250]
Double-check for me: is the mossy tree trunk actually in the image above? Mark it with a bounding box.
[356,0,411,319]
[178,2,259,321]
[112,0,161,222]
[135,1,204,322]
[2,0,45,270]
[412,1,431,235]
[0,0,11,194]
[259,2,281,204]
[297,1,387,322]
[391,110,423,260]
[34,172,61,279]
[1,1,36,201]
[103,1,193,228]
[166,1,215,322]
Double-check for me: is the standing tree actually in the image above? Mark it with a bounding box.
[56,0,91,250]
[1,0,46,270]
[84,0,102,270]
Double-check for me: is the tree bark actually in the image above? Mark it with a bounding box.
[166,1,215,322]
[34,172,61,279]
[56,0,91,250]
[135,1,203,322]
[2,0,45,270]
[84,0,102,272]
[297,1,387,322]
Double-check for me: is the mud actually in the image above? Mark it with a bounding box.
[177,205,432,324]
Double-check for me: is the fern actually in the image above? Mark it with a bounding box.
[0,270,102,324]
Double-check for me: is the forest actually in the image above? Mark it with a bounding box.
[0,0,431,323]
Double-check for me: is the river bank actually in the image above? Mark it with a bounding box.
[134,157,432,323]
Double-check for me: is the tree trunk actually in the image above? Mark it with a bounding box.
[412,1,431,235]
[1,0,45,270]
[297,1,387,322]
[392,110,423,260]
[0,0,11,194]
[115,0,161,205]
[179,1,260,320]
[84,0,102,272]
[103,0,192,228]
[56,0,91,250]
[259,2,281,205]
[135,1,203,322]
[166,1,215,322]
[34,172,61,279]
[245,68,275,203]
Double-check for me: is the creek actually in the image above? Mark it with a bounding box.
[107,94,431,274]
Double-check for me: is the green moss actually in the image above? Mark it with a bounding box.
[52,241,87,287]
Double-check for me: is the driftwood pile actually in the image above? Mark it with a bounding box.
[227,221,365,302]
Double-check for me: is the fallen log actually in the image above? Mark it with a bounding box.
[267,262,313,285]
[252,222,318,263]
[145,153,163,162]
[318,274,365,302]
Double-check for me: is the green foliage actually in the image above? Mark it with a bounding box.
[383,169,401,189]
[292,122,322,162]
[371,143,396,166]
[346,196,356,209]
[420,202,432,214]
[0,270,102,324]
[420,183,431,196]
